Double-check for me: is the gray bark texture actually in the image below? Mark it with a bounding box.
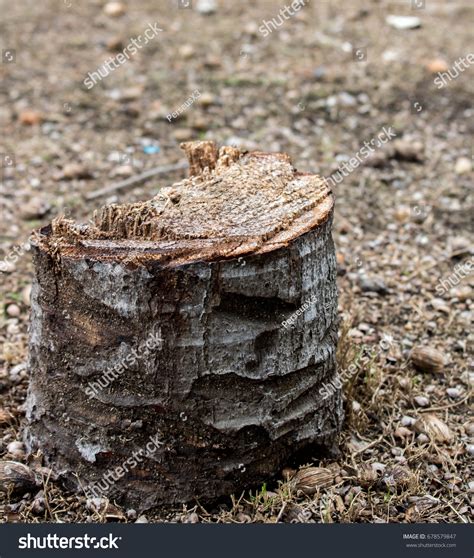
[25,142,343,510]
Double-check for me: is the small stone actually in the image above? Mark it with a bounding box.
[426,59,449,74]
[398,377,410,390]
[179,44,195,59]
[393,139,424,162]
[394,206,412,223]
[0,261,16,273]
[430,298,450,314]
[466,445,474,457]
[196,0,217,15]
[111,164,134,178]
[352,400,361,413]
[414,395,429,407]
[20,199,51,220]
[19,109,43,125]
[386,15,421,30]
[173,128,194,142]
[106,37,124,52]
[111,86,143,102]
[453,285,472,301]
[417,433,429,443]
[244,22,259,36]
[135,515,148,523]
[455,157,472,175]
[465,422,474,436]
[198,92,216,107]
[446,387,461,399]
[6,304,20,317]
[62,163,92,180]
[103,2,126,17]
[126,509,137,520]
[410,346,446,374]
[183,512,199,523]
[395,426,412,439]
[414,413,452,442]
[359,275,389,295]
[401,416,416,427]
[7,441,25,459]
[190,116,208,131]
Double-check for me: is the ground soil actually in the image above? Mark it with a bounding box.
[0,0,472,523]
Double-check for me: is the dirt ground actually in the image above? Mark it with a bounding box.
[0,0,472,523]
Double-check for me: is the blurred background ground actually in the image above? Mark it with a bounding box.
[0,0,472,523]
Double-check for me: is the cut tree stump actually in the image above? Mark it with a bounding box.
[25,141,342,510]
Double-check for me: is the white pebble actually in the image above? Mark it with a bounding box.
[455,157,472,175]
[401,415,416,427]
[414,395,429,407]
[6,304,20,317]
[446,388,461,399]
[7,440,25,458]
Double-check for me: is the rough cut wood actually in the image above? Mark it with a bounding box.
[25,141,342,510]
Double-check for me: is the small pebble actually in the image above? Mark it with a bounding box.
[198,92,216,107]
[359,275,389,295]
[103,1,126,17]
[401,416,416,427]
[417,433,429,444]
[22,284,32,306]
[135,515,148,523]
[7,440,26,459]
[126,509,137,520]
[386,15,421,30]
[0,261,16,273]
[465,422,474,436]
[106,37,124,52]
[19,109,43,125]
[6,304,20,317]
[179,44,195,59]
[446,387,461,399]
[62,163,92,180]
[352,400,361,413]
[426,58,449,74]
[184,512,199,523]
[196,0,217,15]
[395,426,412,439]
[173,128,194,142]
[455,157,472,175]
[414,395,430,407]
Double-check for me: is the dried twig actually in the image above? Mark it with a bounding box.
[84,161,188,201]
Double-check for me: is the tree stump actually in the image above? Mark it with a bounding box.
[25,141,342,510]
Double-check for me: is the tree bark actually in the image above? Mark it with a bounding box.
[25,142,342,510]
